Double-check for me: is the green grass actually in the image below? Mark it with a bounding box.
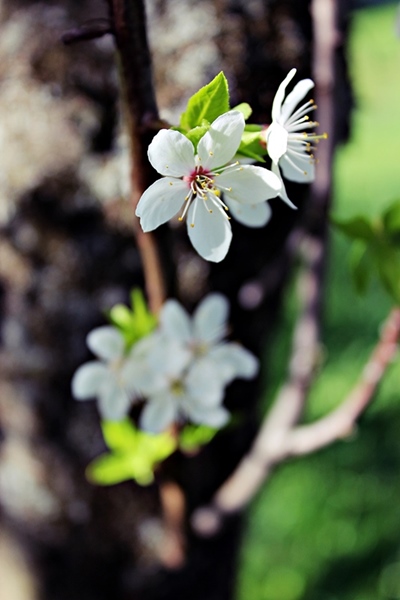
[237,4,400,600]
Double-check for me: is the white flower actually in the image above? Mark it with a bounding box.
[139,360,231,433]
[136,111,281,262]
[265,68,327,207]
[71,326,141,421]
[138,293,259,433]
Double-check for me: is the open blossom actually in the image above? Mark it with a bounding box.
[71,326,140,421]
[136,110,281,263]
[138,293,259,433]
[265,68,327,206]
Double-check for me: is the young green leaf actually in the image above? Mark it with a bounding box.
[185,124,210,150]
[383,200,400,241]
[179,424,219,452]
[179,72,230,131]
[237,129,267,162]
[375,243,400,304]
[231,102,252,120]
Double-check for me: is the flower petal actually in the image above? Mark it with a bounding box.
[209,343,259,384]
[140,394,177,433]
[148,129,195,177]
[71,361,109,399]
[87,326,125,361]
[227,197,272,227]
[280,150,315,183]
[98,379,132,421]
[193,293,229,345]
[197,111,245,170]
[187,198,232,263]
[271,162,297,209]
[220,165,281,205]
[281,79,314,124]
[184,403,230,428]
[271,69,297,122]
[135,178,187,231]
[185,360,225,405]
[266,122,288,164]
[160,299,192,343]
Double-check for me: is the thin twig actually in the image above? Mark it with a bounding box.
[288,307,400,455]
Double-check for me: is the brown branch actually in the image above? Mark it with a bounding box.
[107,0,167,314]
[288,307,400,455]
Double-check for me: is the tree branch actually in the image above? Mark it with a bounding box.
[107,0,167,314]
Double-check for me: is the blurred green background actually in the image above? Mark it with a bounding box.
[237,3,400,599]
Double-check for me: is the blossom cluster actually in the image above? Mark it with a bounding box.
[72,294,258,433]
[136,69,326,263]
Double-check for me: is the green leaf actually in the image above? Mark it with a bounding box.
[108,288,157,348]
[180,72,230,131]
[232,102,252,120]
[349,240,371,295]
[237,129,267,163]
[101,419,138,451]
[375,243,400,304]
[382,200,400,241]
[331,215,376,241]
[179,424,219,452]
[89,420,177,486]
[185,124,210,150]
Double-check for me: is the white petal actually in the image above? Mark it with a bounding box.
[185,360,225,405]
[220,165,281,205]
[280,150,315,183]
[209,343,259,384]
[148,129,195,177]
[227,197,272,227]
[160,300,192,343]
[197,111,245,170]
[98,378,131,421]
[87,326,125,361]
[193,293,229,345]
[135,178,187,231]
[140,394,177,433]
[71,361,109,399]
[266,122,288,163]
[184,403,230,428]
[281,79,314,124]
[271,69,297,122]
[187,199,232,263]
[271,162,297,209]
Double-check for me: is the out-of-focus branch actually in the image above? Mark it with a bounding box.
[107,0,166,314]
[288,307,400,455]
[191,0,338,537]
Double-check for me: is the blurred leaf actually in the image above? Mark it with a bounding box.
[331,215,376,241]
[375,243,400,304]
[87,419,177,487]
[179,424,219,452]
[108,288,157,348]
[382,199,400,242]
[180,72,230,131]
[349,240,371,294]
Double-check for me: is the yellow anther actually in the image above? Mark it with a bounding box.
[209,210,213,213]
[214,190,221,197]
[209,151,214,156]
[190,223,194,228]
[169,182,173,186]
[178,217,183,221]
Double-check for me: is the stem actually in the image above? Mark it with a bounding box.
[107,0,166,314]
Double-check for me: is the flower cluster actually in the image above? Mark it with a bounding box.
[136,69,325,263]
[72,293,258,433]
